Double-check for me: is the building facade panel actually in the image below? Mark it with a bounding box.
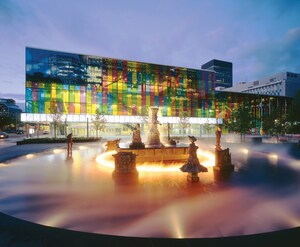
[24,48,292,137]
[26,48,216,118]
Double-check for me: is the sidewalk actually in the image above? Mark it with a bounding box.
[0,143,66,163]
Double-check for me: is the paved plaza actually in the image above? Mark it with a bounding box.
[0,137,299,247]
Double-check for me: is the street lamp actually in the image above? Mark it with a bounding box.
[275,119,279,143]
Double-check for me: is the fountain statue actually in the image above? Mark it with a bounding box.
[105,138,121,151]
[180,136,208,182]
[167,123,177,146]
[66,133,73,159]
[213,125,234,174]
[147,107,163,147]
[129,123,145,149]
[215,126,222,151]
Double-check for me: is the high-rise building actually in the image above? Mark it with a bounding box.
[201,59,233,88]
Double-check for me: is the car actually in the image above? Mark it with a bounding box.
[0,132,9,139]
[16,130,24,134]
[5,129,16,133]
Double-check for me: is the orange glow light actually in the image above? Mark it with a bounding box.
[96,148,215,173]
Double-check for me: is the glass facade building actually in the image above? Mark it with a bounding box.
[23,48,290,137]
[25,48,216,119]
[201,59,233,88]
[215,91,291,134]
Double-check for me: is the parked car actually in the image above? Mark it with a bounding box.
[16,130,24,134]
[0,132,9,139]
[5,129,16,133]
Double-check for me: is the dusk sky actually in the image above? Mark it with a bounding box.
[1,0,300,103]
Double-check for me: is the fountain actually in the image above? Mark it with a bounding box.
[0,125,300,247]
[1,106,299,245]
[1,140,300,243]
[117,107,189,163]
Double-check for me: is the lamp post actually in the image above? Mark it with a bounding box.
[64,117,67,136]
[87,117,89,138]
[275,119,278,143]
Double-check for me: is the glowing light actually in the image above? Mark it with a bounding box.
[170,208,184,238]
[242,148,249,155]
[26,154,35,159]
[39,212,66,226]
[138,163,182,172]
[79,145,88,150]
[96,148,215,172]
[268,153,278,165]
[53,149,63,154]
[96,151,116,169]
[288,160,300,170]
[197,148,215,167]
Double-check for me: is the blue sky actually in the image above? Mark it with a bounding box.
[0,0,300,103]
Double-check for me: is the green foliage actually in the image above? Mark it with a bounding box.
[286,91,300,134]
[92,108,107,138]
[178,111,191,135]
[230,104,254,142]
[138,106,149,123]
[203,119,213,136]
[261,109,278,136]
[49,101,63,139]
[0,115,15,131]
[17,137,101,145]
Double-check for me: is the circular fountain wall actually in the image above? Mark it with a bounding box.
[0,142,299,238]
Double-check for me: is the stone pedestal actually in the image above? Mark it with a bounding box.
[187,172,200,183]
[113,152,138,175]
[129,142,145,149]
[213,148,234,173]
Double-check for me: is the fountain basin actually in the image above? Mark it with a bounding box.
[118,146,189,163]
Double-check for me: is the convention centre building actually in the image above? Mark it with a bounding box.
[21,47,291,137]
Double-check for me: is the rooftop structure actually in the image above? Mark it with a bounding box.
[201,59,233,88]
[224,72,300,98]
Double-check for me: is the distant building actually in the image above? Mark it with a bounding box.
[201,59,233,88]
[224,72,300,98]
[0,98,22,130]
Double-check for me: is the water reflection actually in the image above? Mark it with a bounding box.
[0,143,299,238]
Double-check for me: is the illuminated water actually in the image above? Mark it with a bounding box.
[0,142,299,238]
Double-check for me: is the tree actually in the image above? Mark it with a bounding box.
[0,115,15,131]
[261,108,278,136]
[138,106,149,124]
[286,91,300,134]
[203,119,213,136]
[92,108,107,138]
[49,101,63,139]
[178,111,191,136]
[231,105,254,143]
